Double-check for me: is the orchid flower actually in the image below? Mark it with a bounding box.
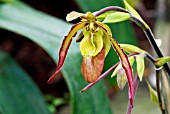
[47,11,134,106]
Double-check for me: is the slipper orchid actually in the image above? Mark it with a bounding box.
[48,11,134,106]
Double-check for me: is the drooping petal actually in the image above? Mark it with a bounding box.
[81,48,105,83]
[47,22,87,84]
[110,38,134,106]
[98,23,134,106]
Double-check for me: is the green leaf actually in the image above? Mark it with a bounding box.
[146,80,159,104]
[0,51,51,114]
[123,0,148,29]
[155,56,170,68]
[0,1,112,114]
[136,54,145,81]
[103,12,130,23]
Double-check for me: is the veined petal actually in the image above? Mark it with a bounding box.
[110,38,134,106]
[98,23,134,106]
[48,22,87,84]
[81,48,105,83]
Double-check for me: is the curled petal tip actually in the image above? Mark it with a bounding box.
[80,89,85,93]
[130,97,133,107]
[47,70,60,84]
[47,74,56,84]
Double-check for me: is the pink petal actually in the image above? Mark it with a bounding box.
[98,23,134,106]
[48,22,87,83]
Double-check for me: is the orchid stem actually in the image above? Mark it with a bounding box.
[144,28,170,77]
[156,69,165,114]
[94,6,129,17]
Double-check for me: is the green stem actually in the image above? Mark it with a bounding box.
[143,28,170,77]
[156,69,165,114]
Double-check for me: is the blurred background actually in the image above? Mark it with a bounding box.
[0,0,169,114]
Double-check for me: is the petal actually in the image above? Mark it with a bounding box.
[96,22,112,56]
[80,27,104,57]
[66,11,84,22]
[110,38,134,106]
[80,33,96,56]
[111,56,134,77]
[81,48,105,83]
[136,54,145,81]
[98,23,134,106]
[48,22,87,84]
[119,44,147,54]
[103,32,111,57]
[102,12,130,23]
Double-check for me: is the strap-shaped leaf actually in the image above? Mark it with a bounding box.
[0,52,50,114]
